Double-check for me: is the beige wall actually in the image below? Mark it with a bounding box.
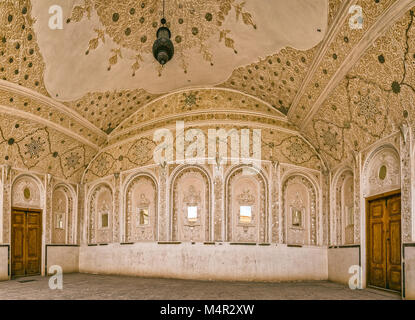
[0,246,8,281]
[328,246,360,285]
[79,243,328,282]
[46,245,79,274]
[405,245,415,300]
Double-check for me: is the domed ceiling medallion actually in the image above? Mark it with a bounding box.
[67,0,257,75]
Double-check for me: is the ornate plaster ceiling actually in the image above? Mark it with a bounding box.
[1,0,415,175]
[303,7,415,169]
[31,0,326,100]
[0,111,96,182]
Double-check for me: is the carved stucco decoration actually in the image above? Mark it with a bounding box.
[341,173,354,245]
[236,188,257,238]
[2,0,328,128]
[69,0,257,74]
[0,87,106,146]
[304,8,415,170]
[110,89,287,139]
[226,166,267,243]
[291,0,398,125]
[52,184,75,244]
[0,112,96,182]
[157,164,168,241]
[125,174,158,242]
[400,126,412,242]
[282,174,317,245]
[12,174,42,209]
[64,89,161,134]
[363,146,400,197]
[213,174,223,241]
[220,46,318,115]
[2,167,12,243]
[0,0,48,96]
[110,113,295,146]
[31,0,325,102]
[331,169,354,246]
[171,166,211,242]
[88,183,113,243]
[84,123,322,184]
[270,162,280,243]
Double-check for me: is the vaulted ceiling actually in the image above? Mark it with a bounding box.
[1,0,415,175]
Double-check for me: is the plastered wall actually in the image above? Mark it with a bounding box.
[79,242,328,282]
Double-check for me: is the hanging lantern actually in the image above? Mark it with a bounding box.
[153,18,174,66]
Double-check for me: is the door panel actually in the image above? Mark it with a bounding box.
[371,222,383,264]
[371,202,384,218]
[367,194,401,292]
[386,196,401,292]
[368,200,386,288]
[11,209,42,277]
[11,211,26,277]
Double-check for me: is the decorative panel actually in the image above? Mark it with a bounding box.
[364,147,400,197]
[88,184,113,243]
[52,185,75,244]
[12,175,42,209]
[125,174,157,242]
[282,175,317,245]
[171,167,211,242]
[226,166,267,243]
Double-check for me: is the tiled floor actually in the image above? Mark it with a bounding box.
[0,273,401,300]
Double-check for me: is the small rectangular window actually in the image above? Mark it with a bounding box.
[239,206,252,223]
[56,214,64,229]
[138,208,149,225]
[292,208,302,227]
[187,206,198,222]
[101,213,109,228]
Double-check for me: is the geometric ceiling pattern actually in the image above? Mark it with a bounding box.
[304,7,415,169]
[1,0,415,175]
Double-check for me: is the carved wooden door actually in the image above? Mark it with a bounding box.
[368,194,401,292]
[11,209,42,277]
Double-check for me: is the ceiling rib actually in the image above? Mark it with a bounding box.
[110,87,289,137]
[0,80,106,140]
[287,0,357,121]
[0,104,99,150]
[110,109,291,142]
[299,0,415,131]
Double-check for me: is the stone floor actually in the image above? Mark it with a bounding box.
[0,273,401,300]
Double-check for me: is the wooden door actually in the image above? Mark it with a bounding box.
[367,193,401,292]
[11,210,26,277]
[11,209,42,277]
[386,195,401,291]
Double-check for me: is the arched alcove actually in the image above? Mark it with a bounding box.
[124,173,158,242]
[52,184,76,244]
[88,183,113,244]
[170,165,212,242]
[331,168,354,245]
[281,173,318,245]
[225,165,268,243]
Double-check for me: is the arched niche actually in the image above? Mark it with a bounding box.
[171,166,211,242]
[12,175,43,209]
[88,183,113,244]
[225,166,268,243]
[124,173,158,242]
[52,184,76,244]
[363,145,400,197]
[282,174,318,245]
[332,169,354,245]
